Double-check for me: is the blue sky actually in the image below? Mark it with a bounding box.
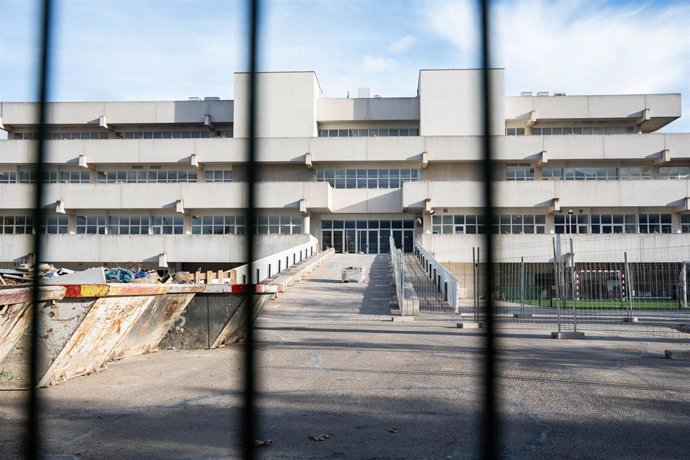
[1,0,689,131]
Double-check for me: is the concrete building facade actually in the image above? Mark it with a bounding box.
[0,69,687,272]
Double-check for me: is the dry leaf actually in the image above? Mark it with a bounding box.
[255,439,272,448]
[310,433,331,441]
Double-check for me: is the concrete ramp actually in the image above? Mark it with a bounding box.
[261,254,393,322]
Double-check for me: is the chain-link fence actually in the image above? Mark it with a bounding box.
[443,237,690,338]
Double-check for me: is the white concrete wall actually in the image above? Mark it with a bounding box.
[403,180,690,210]
[317,97,419,121]
[0,182,331,211]
[330,188,402,214]
[505,93,681,127]
[0,100,233,126]
[420,233,690,263]
[234,72,320,138]
[0,233,311,264]
[2,133,688,166]
[418,69,505,136]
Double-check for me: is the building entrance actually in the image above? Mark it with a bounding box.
[321,219,414,254]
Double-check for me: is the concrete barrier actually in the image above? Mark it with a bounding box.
[231,235,319,284]
[160,284,272,350]
[267,248,335,293]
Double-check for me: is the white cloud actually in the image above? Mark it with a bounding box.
[362,55,397,73]
[423,0,690,131]
[390,35,416,53]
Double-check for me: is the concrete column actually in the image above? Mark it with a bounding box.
[303,214,311,234]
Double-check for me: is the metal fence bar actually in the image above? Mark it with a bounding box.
[478,0,498,457]
[242,0,261,458]
[27,0,54,457]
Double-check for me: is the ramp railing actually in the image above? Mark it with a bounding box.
[414,242,461,312]
[390,236,419,316]
[232,235,319,284]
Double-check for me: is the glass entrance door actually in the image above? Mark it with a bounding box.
[322,219,415,254]
[332,230,343,253]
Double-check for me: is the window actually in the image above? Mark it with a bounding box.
[41,215,68,234]
[506,165,534,181]
[204,170,233,183]
[591,214,636,234]
[255,215,302,234]
[620,167,652,180]
[317,128,419,137]
[119,130,210,139]
[18,169,37,183]
[1,216,34,234]
[681,215,690,233]
[0,171,17,183]
[192,215,245,235]
[555,214,589,234]
[493,214,545,234]
[315,169,420,188]
[76,216,107,234]
[542,167,563,180]
[638,214,672,234]
[14,131,108,140]
[97,170,198,183]
[151,216,184,235]
[530,126,634,136]
[432,214,543,234]
[108,216,150,235]
[564,167,618,181]
[659,167,690,180]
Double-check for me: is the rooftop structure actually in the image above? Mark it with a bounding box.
[0,69,687,275]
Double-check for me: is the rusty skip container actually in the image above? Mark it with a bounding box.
[111,284,204,360]
[0,283,202,389]
[160,284,275,350]
[0,286,66,373]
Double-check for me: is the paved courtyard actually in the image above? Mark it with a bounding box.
[1,255,689,459]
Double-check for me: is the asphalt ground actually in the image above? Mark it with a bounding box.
[1,254,689,459]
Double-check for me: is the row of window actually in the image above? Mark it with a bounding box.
[532,127,635,135]
[314,169,420,189]
[15,132,109,140]
[0,169,233,184]
[432,214,547,234]
[0,215,303,235]
[322,219,415,229]
[555,213,674,234]
[12,129,234,140]
[431,214,690,234]
[117,130,233,139]
[97,170,199,183]
[507,166,688,181]
[318,128,419,138]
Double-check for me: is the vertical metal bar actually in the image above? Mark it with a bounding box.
[624,252,633,321]
[570,238,577,333]
[520,256,525,315]
[472,247,477,322]
[682,262,688,309]
[478,0,498,457]
[552,238,561,333]
[242,0,261,458]
[27,0,54,458]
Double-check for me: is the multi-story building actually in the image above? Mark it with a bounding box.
[0,69,687,291]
